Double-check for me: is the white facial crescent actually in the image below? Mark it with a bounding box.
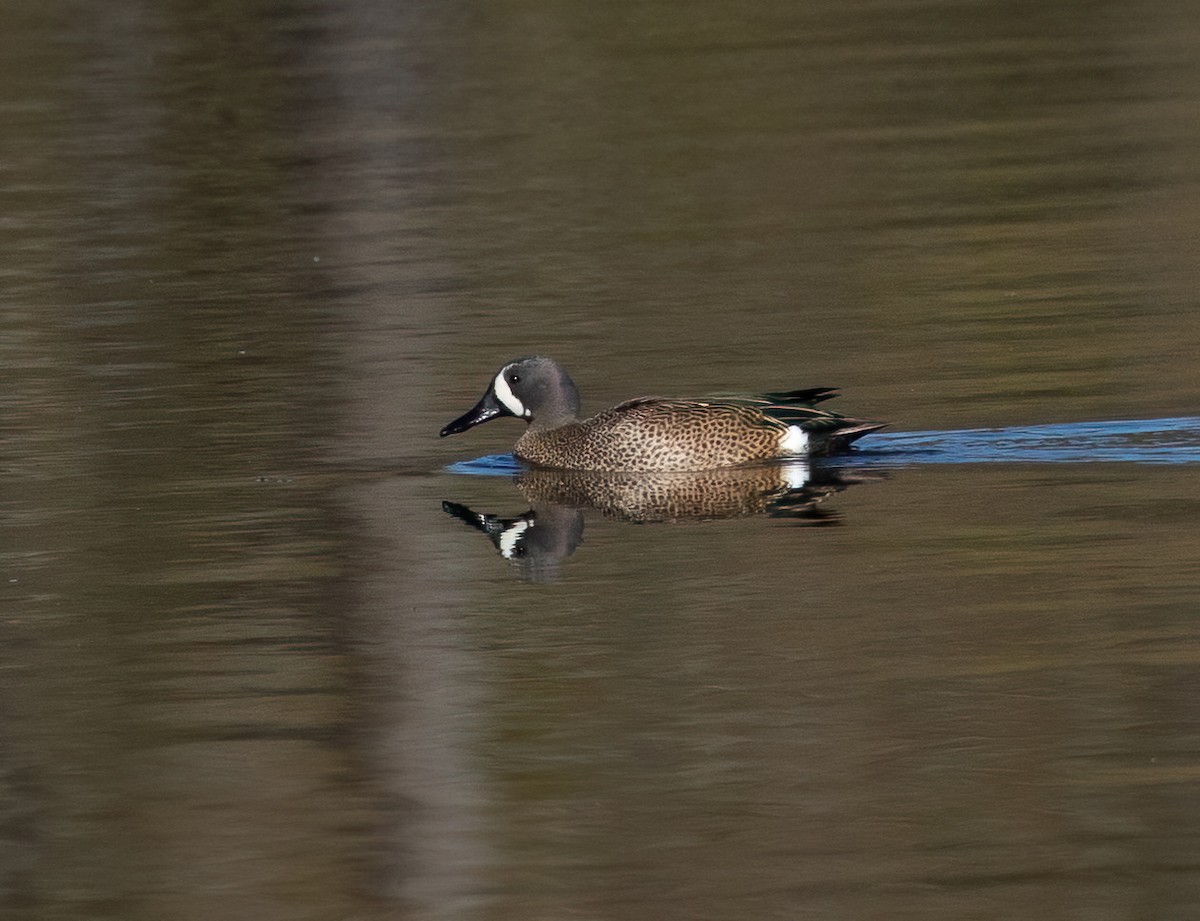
[494,369,529,418]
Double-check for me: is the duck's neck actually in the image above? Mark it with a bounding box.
[527,409,578,433]
[530,365,581,431]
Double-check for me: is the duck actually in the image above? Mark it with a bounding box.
[439,356,885,472]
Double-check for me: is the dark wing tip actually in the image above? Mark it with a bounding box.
[762,387,841,406]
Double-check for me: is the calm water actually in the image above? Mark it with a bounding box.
[3,0,1199,918]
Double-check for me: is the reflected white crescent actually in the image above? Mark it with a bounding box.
[498,520,531,559]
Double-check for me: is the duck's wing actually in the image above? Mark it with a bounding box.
[700,387,840,408]
[700,392,887,449]
[612,388,838,414]
[609,393,847,430]
[759,387,841,406]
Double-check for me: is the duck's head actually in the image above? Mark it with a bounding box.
[440,356,582,437]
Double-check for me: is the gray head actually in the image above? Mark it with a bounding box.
[440,357,582,437]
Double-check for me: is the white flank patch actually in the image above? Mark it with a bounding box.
[781,424,810,455]
[780,460,811,490]
[497,520,531,559]
[494,370,528,417]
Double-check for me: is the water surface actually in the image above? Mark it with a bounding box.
[3,0,1199,918]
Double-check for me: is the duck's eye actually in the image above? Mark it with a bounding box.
[509,373,521,384]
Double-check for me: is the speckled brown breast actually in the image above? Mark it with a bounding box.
[514,399,791,472]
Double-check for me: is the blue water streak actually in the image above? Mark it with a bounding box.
[857,416,1200,466]
[446,454,525,476]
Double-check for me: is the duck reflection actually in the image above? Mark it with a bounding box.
[442,460,879,580]
[441,501,585,582]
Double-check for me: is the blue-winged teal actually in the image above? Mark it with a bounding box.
[440,356,885,472]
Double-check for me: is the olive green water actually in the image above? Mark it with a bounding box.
[2,1,1199,918]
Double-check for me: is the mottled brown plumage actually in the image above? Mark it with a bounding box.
[440,357,885,472]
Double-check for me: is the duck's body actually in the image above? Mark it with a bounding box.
[510,392,877,470]
[440,357,885,472]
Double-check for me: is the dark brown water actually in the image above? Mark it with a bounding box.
[3,0,1199,918]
